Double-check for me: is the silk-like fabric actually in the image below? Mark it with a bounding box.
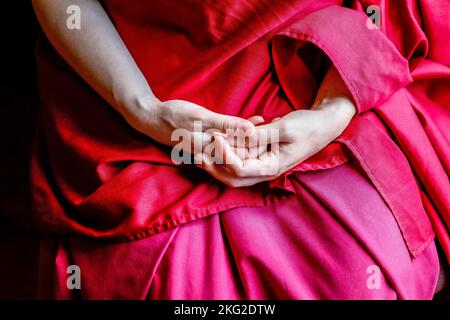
[37,162,439,299]
[31,0,449,263]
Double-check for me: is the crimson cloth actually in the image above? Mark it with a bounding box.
[37,162,439,299]
[31,0,449,261]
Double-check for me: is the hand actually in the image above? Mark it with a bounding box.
[197,97,356,187]
[196,65,357,187]
[122,95,257,150]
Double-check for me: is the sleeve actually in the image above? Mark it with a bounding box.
[353,0,450,68]
[271,4,414,114]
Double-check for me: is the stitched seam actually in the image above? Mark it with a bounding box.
[145,225,180,299]
[120,195,288,242]
[337,136,419,256]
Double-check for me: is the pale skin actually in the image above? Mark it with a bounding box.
[32,0,356,188]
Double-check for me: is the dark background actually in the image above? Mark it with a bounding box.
[0,1,38,228]
[0,1,40,299]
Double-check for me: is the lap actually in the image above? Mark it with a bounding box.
[39,161,440,299]
[149,161,439,299]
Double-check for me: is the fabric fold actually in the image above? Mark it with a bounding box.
[272,5,412,114]
[30,0,449,262]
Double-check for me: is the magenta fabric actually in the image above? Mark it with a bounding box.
[30,0,450,263]
[37,162,439,300]
[27,0,449,299]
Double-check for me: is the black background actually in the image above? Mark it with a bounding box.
[0,1,40,299]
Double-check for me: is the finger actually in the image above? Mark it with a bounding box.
[202,111,255,136]
[213,134,244,167]
[215,135,279,178]
[226,121,275,148]
[246,143,268,160]
[220,133,265,160]
[241,155,280,177]
[247,121,281,148]
[223,143,266,160]
[247,115,265,126]
[225,133,246,148]
[189,131,214,153]
[233,146,250,160]
[224,141,267,161]
[200,156,272,187]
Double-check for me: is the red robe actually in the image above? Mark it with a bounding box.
[31,0,449,262]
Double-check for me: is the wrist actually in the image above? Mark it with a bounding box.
[118,93,161,131]
[134,93,161,113]
[310,97,356,140]
[313,97,356,120]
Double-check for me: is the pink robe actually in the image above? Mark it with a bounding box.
[29,0,449,299]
